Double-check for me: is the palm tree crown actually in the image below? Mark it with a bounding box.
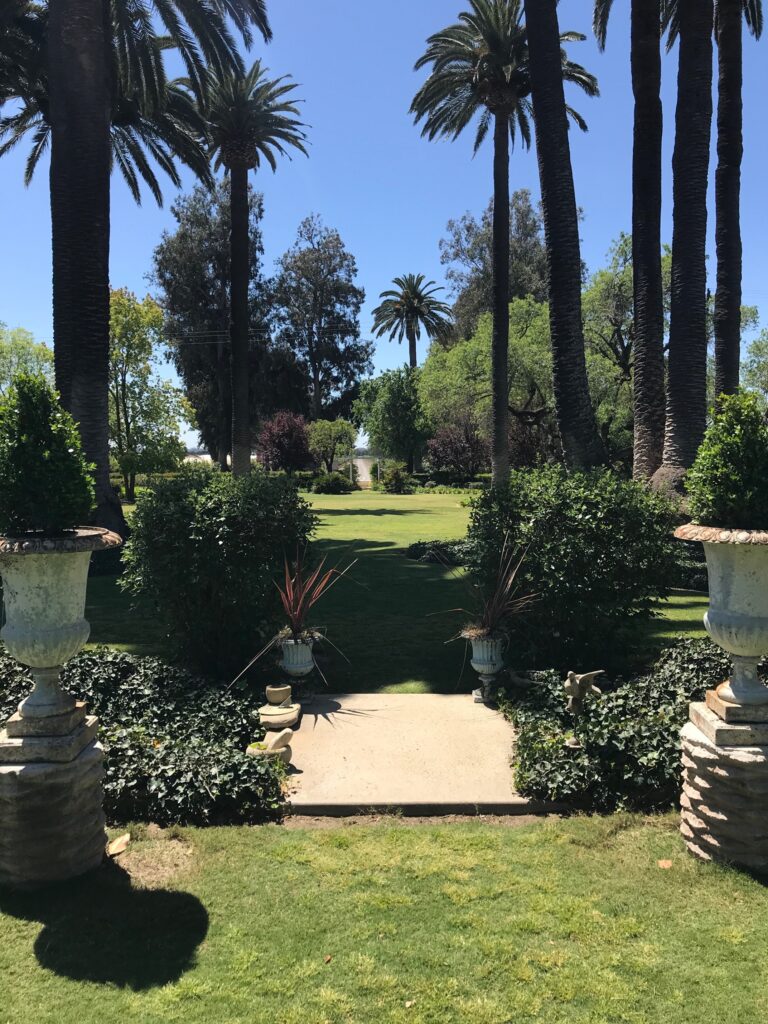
[203,60,307,172]
[411,0,598,152]
[0,11,210,205]
[372,274,453,367]
[661,0,763,44]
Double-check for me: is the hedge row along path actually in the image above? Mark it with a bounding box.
[85,491,708,693]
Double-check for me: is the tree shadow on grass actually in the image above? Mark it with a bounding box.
[316,507,434,517]
[0,859,208,990]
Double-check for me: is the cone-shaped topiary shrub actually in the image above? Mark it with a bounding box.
[687,391,768,530]
[0,374,95,534]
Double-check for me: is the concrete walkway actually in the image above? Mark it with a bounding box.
[287,693,537,816]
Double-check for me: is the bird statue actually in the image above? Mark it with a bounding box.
[563,669,604,749]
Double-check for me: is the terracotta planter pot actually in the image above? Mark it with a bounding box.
[676,524,768,706]
[279,637,315,678]
[0,528,122,718]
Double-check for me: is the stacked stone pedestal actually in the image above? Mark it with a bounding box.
[0,701,106,888]
[681,691,768,872]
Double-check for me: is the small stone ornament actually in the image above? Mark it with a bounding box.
[563,669,604,749]
[247,728,294,765]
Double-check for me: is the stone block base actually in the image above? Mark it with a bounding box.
[681,721,768,872]
[0,740,106,888]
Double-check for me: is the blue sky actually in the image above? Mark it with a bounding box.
[1,0,767,406]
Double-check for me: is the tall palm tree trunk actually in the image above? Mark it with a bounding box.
[406,325,417,369]
[714,0,743,398]
[524,0,605,470]
[631,0,666,480]
[656,0,713,487]
[48,0,125,535]
[229,164,251,476]
[490,111,510,487]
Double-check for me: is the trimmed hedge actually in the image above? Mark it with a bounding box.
[499,638,735,811]
[313,472,356,494]
[0,648,283,825]
[120,466,316,677]
[466,466,678,671]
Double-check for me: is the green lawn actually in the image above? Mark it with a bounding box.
[86,491,708,690]
[1,814,767,1024]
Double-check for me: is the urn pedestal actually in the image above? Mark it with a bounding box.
[0,528,121,889]
[681,693,768,872]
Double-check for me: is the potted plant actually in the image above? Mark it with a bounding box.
[0,375,122,720]
[438,538,535,702]
[676,392,768,706]
[233,548,354,705]
[275,549,354,689]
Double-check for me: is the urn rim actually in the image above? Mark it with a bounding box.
[674,523,768,546]
[0,526,123,556]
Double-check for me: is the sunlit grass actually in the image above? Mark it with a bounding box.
[1,815,766,1023]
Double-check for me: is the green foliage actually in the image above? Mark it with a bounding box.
[120,466,316,676]
[0,322,53,393]
[439,191,548,339]
[307,418,357,472]
[0,374,94,534]
[109,288,190,501]
[0,647,283,825]
[380,462,416,494]
[466,466,678,669]
[312,471,355,494]
[687,391,768,529]
[354,366,429,465]
[500,638,734,811]
[273,216,373,418]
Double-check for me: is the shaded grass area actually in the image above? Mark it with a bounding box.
[86,493,709,690]
[1,815,767,1023]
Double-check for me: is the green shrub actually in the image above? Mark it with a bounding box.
[380,462,415,495]
[120,466,316,677]
[0,374,94,533]
[500,638,735,811]
[466,466,678,670]
[0,648,283,825]
[405,539,472,565]
[313,472,355,495]
[687,391,768,529]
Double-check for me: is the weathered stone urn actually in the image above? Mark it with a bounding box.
[279,636,315,679]
[463,632,506,703]
[0,527,122,888]
[675,524,768,705]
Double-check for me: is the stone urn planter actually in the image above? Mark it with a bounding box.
[279,636,315,679]
[0,528,122,718]
[462,630,506,703]
[675,524,768,706]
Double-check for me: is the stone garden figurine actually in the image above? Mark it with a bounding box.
[563,669,604,749]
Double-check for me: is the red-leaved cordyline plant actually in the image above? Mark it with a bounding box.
[278,548,355,639]
[434,535,536,641]
[229,547,355,688]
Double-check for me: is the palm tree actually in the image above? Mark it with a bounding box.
[0,66,211,207]
[523,0,605,470]
[651,0,714,490]
[372,274,453,368]
[713,0,763,398]
[594,1,665,481]
[44,0,270,531]
[412,0,598,484]
[202,60,306,476]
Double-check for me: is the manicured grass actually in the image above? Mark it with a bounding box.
[86,492,708,689]
[1,814,767,1023]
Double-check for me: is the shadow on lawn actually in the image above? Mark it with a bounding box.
[0,859,208,990]
[316,507,434,517]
